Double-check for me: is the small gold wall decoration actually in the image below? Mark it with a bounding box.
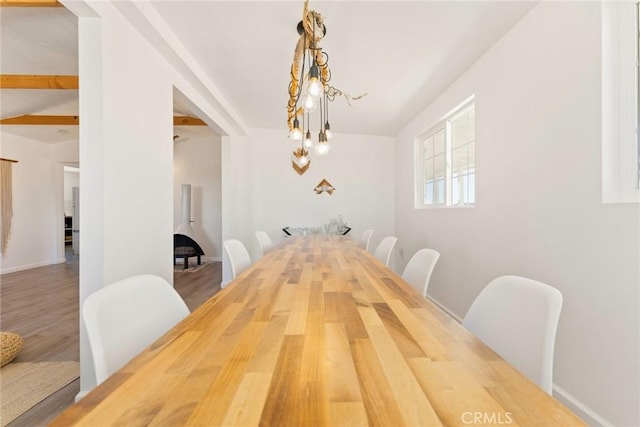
[314,179,335,195]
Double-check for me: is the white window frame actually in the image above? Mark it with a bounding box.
[415,96,475,209]
[602,1,640,203]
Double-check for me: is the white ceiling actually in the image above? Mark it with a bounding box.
[0,1,537,142]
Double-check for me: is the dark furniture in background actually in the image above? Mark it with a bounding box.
[173,234,205,270]
[64,216,72,245]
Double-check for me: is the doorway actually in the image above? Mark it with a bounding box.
[172,88,223,268]
[63,165,80,261]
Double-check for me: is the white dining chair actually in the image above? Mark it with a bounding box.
[401,248,440,296]
[462,275,563,394]
[83,274,190,384]
[373,236,398,268]
[360,229,374,252]
[223,239,252,279]
[255,231,274,258]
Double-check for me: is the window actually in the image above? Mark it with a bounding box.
[416,97,475,208]
[602,1,640,203]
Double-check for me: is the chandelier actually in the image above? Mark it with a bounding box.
[287,1,335,175]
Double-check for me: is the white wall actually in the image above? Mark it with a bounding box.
[250,129,395,259]
[173,131,222,260]
[394,3,638,426]
[221,128,395,283]
[0,134,78,273]
[78,9,173,394]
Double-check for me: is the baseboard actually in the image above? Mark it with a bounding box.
[0,258,67,275]
[552,385,613,427]
[75,390,89,403]
[427,295,612,427]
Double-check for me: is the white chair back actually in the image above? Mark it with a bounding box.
[373,236,398,267]
[462,275,563,394]
[360,229,374,252]
[255,231,274,258]
[83,274,190,384]
[223,239,252,279]
[401,248,440,296]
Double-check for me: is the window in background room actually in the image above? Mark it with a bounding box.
[416,97,475,208]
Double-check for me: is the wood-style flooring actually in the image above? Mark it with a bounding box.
[1,248,221,426]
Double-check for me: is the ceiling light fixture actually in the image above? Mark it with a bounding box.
[286,0,335,174]
[286,1,366,175]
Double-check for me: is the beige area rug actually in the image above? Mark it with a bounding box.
[174,260,216,273]
[0,361,79,426]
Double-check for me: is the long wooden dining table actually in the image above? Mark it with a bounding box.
[52,235,584,426]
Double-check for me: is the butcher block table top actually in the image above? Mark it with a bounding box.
[52,235,583,426]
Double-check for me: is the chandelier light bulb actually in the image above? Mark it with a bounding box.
[290,128,302,141]
[316,131,329,155]
[324,122,332,140]
[289,117,302,141]
[304,95,317,112]
[306,63,323,99]
[299,155,309,165]
[303,130,313,148]
[316,142,330,155]
[307,78,323,99]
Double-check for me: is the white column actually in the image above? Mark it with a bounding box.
[77,14,104,397]
[76,3,174,397]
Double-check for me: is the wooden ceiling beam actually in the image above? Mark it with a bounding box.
[1,75,78,89]
[173,116,207,126]
[0,0,63,7]
[1,115,208,126]
[0,115,79,125]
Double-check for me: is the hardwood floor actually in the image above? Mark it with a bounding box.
[1,248,221,426]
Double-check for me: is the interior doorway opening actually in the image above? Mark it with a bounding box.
[63,164,80,261]
[172,88,223,275]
